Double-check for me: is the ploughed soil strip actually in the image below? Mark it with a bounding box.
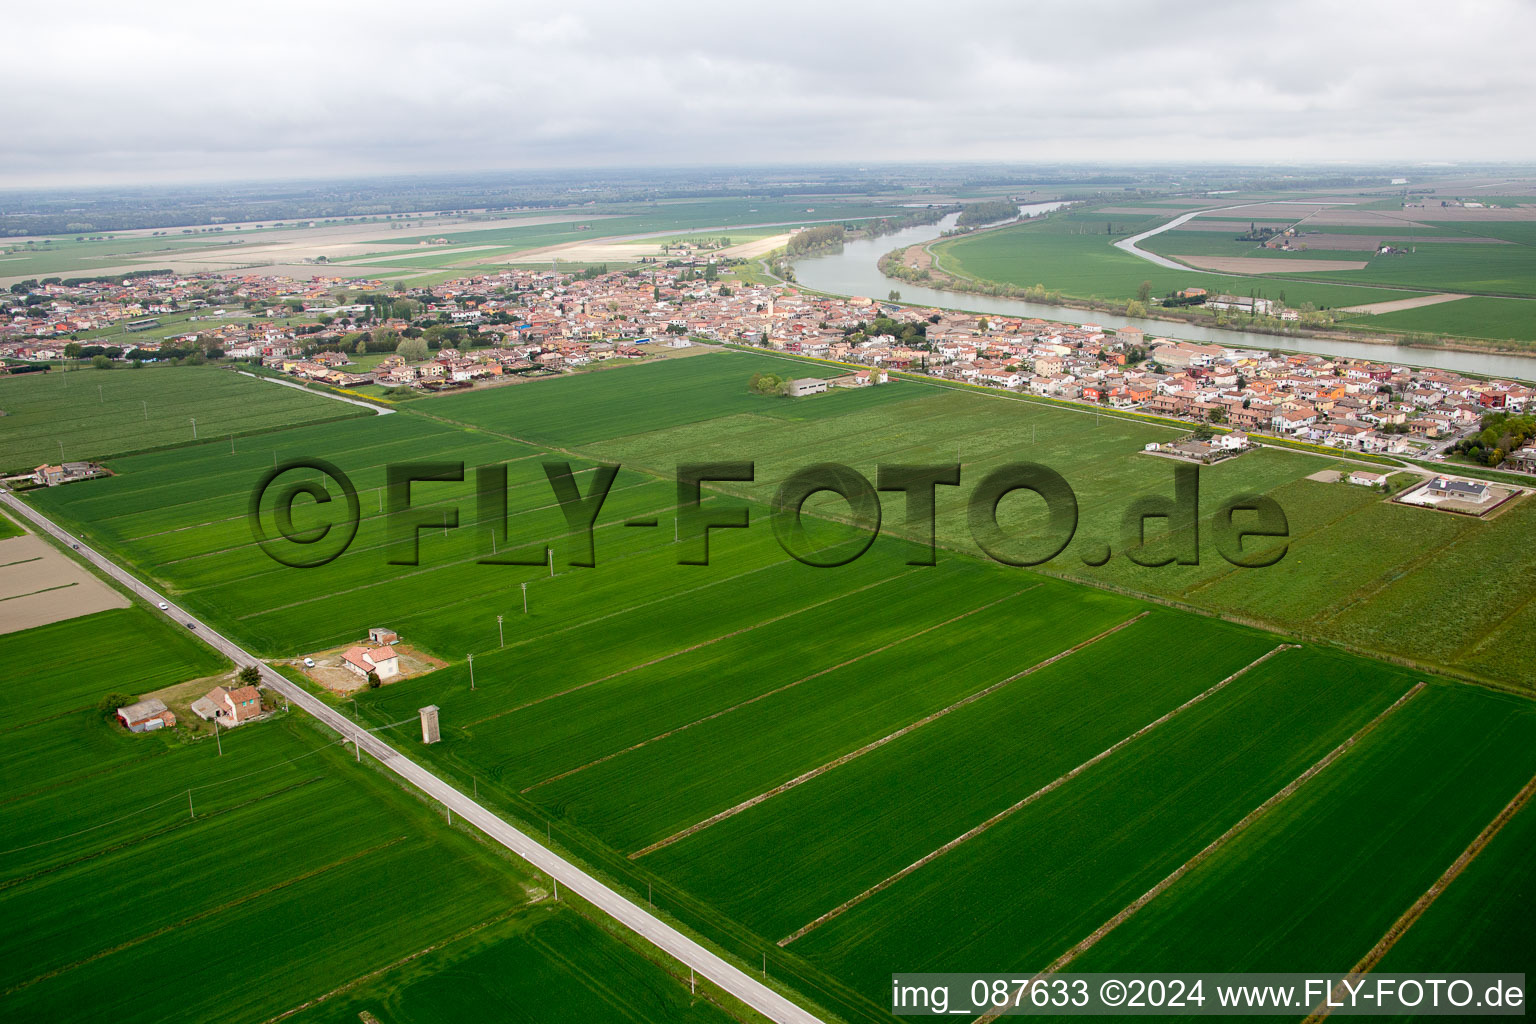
[1302,767,1536,1024]
[523,586,1040,794]
[630,612,1151,860]
[985,682,1429,1013]
[779,644,1300,946]
[468,569,920,728]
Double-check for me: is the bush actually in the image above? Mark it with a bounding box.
[98,692,139,723]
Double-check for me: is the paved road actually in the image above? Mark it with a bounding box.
[0,489,823,1024]
[234,370,395,414]
[1112,200,1357,270]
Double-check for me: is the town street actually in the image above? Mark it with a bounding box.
[0,488,824,1024]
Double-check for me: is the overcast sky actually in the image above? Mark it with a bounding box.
[6,0,1534,187]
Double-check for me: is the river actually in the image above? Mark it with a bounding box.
[790,206,1536,382]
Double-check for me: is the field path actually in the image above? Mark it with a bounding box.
[0,490,826,1024]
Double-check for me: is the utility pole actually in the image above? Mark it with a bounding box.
[468,652,475,690]
[497,614,504,647]
[57,440,64,461]
[190,417,197,439]
[98,384,103,404]
[214,717,222,756]
[188,789,194,819]
[142,400,148,420]
[547,547,553,577]
[490,530,496,556]
[521,581,528,613]
[230,435,235,455]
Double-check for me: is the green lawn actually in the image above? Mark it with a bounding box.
[0,364,368,471]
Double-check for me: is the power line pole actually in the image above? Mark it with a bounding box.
[497,614,504,647]
[214,717,222,755]
[522,581,528,613]
[190,417,197,439]
[468,652,475,690]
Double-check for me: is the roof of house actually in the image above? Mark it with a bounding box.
[118,697,169,722]
[228,685,260,704]
[369,645,399,663]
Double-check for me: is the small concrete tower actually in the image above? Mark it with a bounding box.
[419,705,441,744]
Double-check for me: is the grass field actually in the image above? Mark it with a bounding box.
[932,203,1536,346]
[0,364,368,471]
[10,350,1536,1024]
[932,211,1408,310]
[0,603,761,1024]
[22,350,1536,687]
[1340,294,1536,342]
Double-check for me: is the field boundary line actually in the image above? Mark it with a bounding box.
[1302,767,1536,1024]
[631,611,1151,860]
[779,642,1300,946]
[466,567,923,728]
[524,584,1041,794]
[1019,682,1427,995]
[4,834,410,996]
[261,906,526,1024]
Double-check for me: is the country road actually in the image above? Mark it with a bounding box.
[0,489,823,1024]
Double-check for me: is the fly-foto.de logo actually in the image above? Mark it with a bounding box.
[248,459,1289,571]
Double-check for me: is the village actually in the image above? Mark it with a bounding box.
[4,263,1535,477]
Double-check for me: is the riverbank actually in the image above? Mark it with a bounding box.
[886,238,1536,360]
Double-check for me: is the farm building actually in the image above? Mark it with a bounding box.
[342,645,400,681]
[368,627,399,645]
[786,378,828,397]
[1349,471,1389,487]
[117,698,176,733]
[192,685,263,726]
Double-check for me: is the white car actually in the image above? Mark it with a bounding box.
[157,602,169,610]
[303,658,315,668]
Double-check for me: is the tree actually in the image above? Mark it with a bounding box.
[367,671,381,689]
[1192,424,1215,441]
[396,337,430,362]
[1125,300,1147,318]
[91,354,112,369]
[1137,280,1152,303]
[238,665,261,687]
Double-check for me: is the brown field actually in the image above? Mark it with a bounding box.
[1340,293,1470,315]
[0,534,128,635]
[1173,254,1369,273]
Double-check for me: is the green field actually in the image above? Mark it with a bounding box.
[1341,295,1536,342]
[0,604,759,1024]
[11,350,1536,1024]
[0,364,368,471]
[934,221,1406,309]
[931,202,1536,346]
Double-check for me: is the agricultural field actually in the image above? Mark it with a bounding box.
[933,200,1536,347]
[11,350,1536,1023]
[0,597,759,1023]
[933,221,1407,310]
[1340,294,1536,343]
[0,363,367,471]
